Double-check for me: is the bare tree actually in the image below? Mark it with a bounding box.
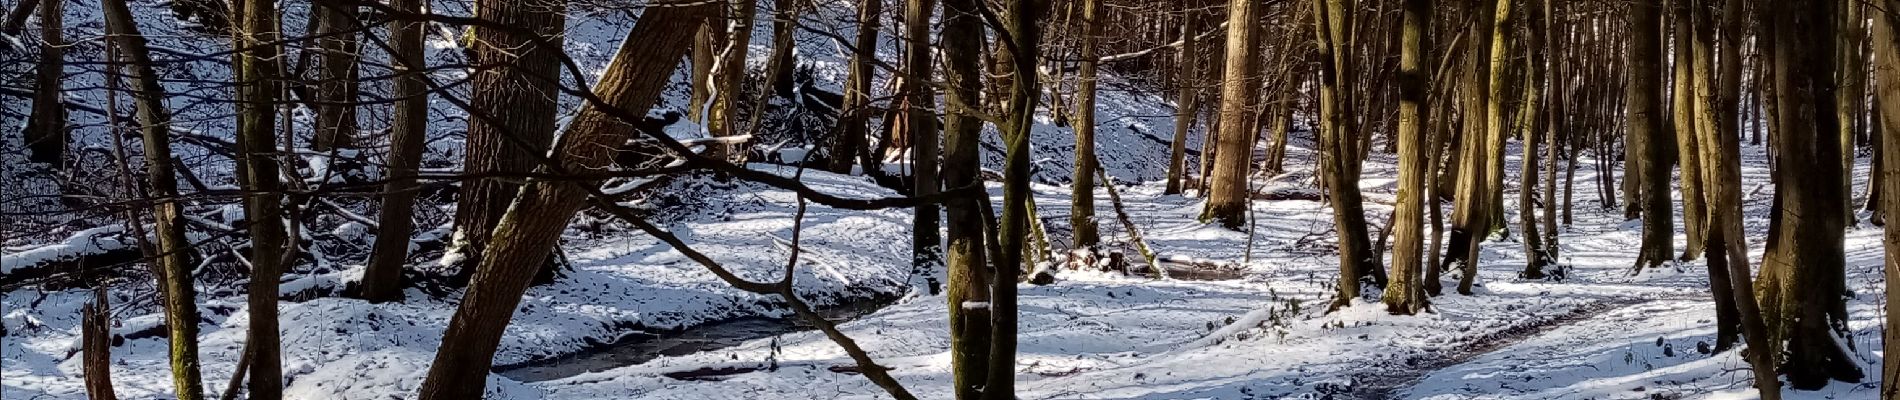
[360,0,431,303]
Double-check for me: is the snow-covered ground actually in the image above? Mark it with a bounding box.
[516,137,1886,400]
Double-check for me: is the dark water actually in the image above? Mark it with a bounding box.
[493,298,891,382]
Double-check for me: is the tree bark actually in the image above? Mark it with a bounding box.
[1702,2,1778,396]
[230,0,290,394]
[1685,0,1738,350]
[1444,0,1494,295]
[1519,1,1550,278]
[451,0,566,276]
[903,0,942,289]
[1165,3,1201,195]
[415,4,709,398]
[1872,2,1900,396]
[1757,0,1865,388]
[309,2,360,152]
[1628,0,1673,271]
[1200,0,1259,229]
[1070,0,1104,248]
[706,0,756,160]
[102,0,205,395]
[22,0,64,166]
[1384,0,1430,314]
[83,287,115,400]
[1313,0,1380,309]
[986,1,1045,397]
[360,0,429,303]
[940,0,991,395]
[1670,1,1709,261]
[828,0,881,174]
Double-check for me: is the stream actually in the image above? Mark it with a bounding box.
[493,298,892,382]
[493,263,1243,383]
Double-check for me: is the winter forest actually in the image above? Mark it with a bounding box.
[2,0,1898,398]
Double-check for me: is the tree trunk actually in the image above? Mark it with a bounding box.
[1383,0,1430,314]
[706,0,756,161]
[1200,0,1259,229]
[986,1,1044,398]
[940,0,991,395]
[1757,0,1865,388]
[230,0,290,394]
[903,0,943,290]
[23,0,64,166]
[828,0,881,174]
[102,0,205,395]
[1682,0,1739,350]
[414,5,708,398]
[1628,0,1673,271]
[1703,3,1777,395]
[1444,0,1493,295]
[360,0,429,303]
[451,0,566,276]
[309,2,360,153]
[1262,95,1292,175]
[1670,1,1708,261]
[1541,0,1563,255]
[691,20,719,123]
[1872,2,1900,396]
[1519,2,1550,278]
[1165,4,1201,195]
[83,287,115,400]
[1839,0,1866,227]
[1313,0,1380,309]
[1070,0,1103,248]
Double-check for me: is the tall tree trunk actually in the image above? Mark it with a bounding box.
[1757,0,1865,388]
[360,0,429,303]
[23,0,64,166]
[1070,0,1103,248]
[1685,0,1739,350]
[231,0,290,394]
[451,0,566,276]
[1384,0,1430,314]
[415,5,708,398]
[986,1,1044,398]
[1703,0,1779,395]
[1165,4,1201,195]
[1519,5,1549,278]
[940,0,991,395]
[1872,2,1900,396]
[1628,0,1673,271]
[1444,0,1494,295]
[706,0,756,161]
[309,2,360,153]
[828,0,881,174]
[103,0,205,396]
[1670,1,1708,261]
[1479,0,1514,242]
[904,0,942,290]
[1313,0,1380,309]
[1839,0,1866,227]
[1540,0,1563,256]
[1200,0,1259,229]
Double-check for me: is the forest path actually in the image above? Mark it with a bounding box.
[1365,297,1760,399]
[1348,297,1655,399]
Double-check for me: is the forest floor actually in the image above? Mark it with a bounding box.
[526,141,1887,400]
[4,139,1889,400]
